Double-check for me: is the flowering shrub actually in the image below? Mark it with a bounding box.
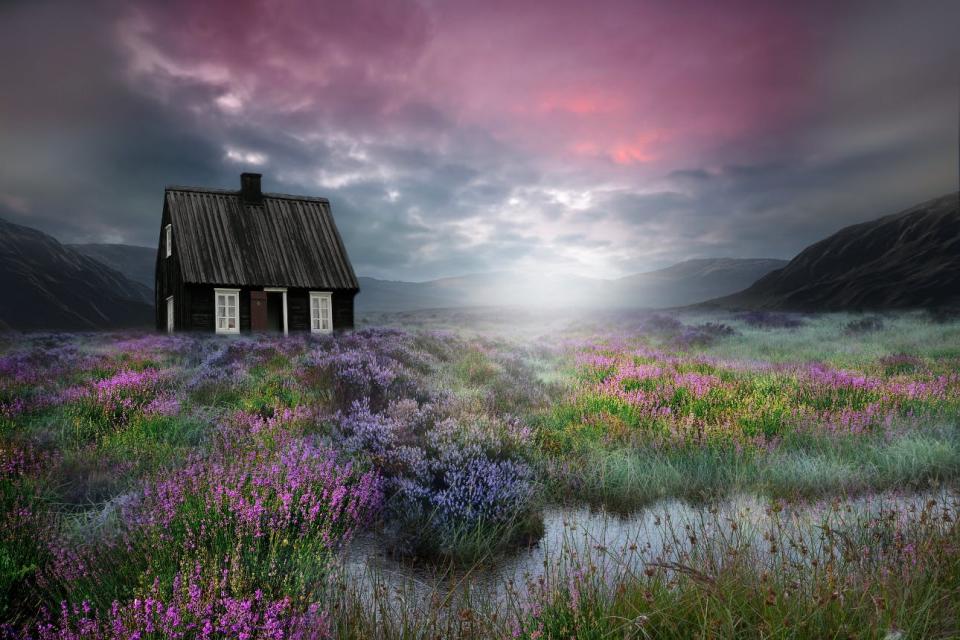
[0,343,102,419]
[736,310,805,329]
[642,314,684,335]
[419,445,535,532]
[34,408,381,638]
[187,348,249,393]
[553,340,960,453]
[333,396,537,557]
[33,563,331,640]
[130,428,382,560]
[334,399,404,457]
[672,322,738,349]
[301,330,432,411]
[62,369,172,436]
[844,316,886,335]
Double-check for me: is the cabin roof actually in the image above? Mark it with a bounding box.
[164,185,359,290]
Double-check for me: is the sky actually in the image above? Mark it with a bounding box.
[0,0,957,281]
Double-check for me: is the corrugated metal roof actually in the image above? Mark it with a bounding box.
[165,186,359,290]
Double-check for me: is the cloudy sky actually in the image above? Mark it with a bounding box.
[0,0,957,280]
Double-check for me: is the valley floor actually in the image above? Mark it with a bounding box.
[1,310,958,638]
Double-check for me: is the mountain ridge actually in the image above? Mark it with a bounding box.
[0,218,153,331]
[705,192,960,311]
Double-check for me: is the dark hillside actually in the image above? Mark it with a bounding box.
[0,218,153,330]
[707,193,960,311]
[69,243,156,295]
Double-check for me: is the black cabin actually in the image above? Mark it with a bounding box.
[155,173,359,334]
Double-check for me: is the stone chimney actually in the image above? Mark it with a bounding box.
[240,172,263,204]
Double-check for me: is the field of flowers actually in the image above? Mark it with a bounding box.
[1,311,958,638]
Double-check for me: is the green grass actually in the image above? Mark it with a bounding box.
[542,422,960,510]
[704,311,960,365]
[546,445,756,512]
[533,312,960,513]
[97,413,207,473]
[395,509,547,565]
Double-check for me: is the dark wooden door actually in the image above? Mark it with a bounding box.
[250,291,268,331]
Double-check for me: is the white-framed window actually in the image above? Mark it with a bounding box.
[215,288,240,334]
[164,224,172,258]
[166,296,174,333]
[309,291,333,333]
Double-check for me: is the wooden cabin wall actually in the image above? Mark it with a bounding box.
[287,289,310,331]
[287,289,355,331]
[155,204,187,331]
[184,284,212,331]
[182,285,254,332]
[332,291,355,330]
[169,284,356,333]
[239,290,252,332]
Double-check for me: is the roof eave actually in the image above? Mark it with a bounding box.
[164,185,330,204]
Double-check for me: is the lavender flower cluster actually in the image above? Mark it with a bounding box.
[131,423,382,549]
[334,396,536,545]
[422,444,535,531]
[32,408,382,639]
[300,328,451,412]
[61,368,173,428]
[31,564,331,640]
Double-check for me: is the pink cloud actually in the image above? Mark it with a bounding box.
[536,91,625,116]
[420,0,826,168]
[120,0,830,173]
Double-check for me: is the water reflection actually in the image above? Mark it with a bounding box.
[341,488,956,612]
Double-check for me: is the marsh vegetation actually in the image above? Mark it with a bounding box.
[1,310,958,638]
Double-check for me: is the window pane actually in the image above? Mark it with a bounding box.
[215,292,240,332]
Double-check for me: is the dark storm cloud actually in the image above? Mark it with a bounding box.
[0,0,957,280]
[0,1,231,244]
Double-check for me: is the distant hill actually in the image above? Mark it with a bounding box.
[357,275,477,312]
[357,258,788,312]
[46,237,788,314]
[610,258,788,308]
[0,218,153,330]
[707,193,960,311]
[68,243,156,293]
